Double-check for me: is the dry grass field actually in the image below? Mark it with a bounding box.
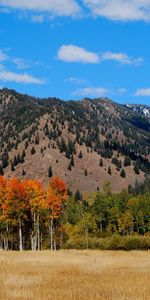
[0,250,150,300]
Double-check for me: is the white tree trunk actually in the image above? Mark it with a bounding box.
[50,219,53,251]
[19,220,23,251]
[31,211,37,251]
[37,212,40,251]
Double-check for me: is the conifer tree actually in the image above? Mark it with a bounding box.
[134,163,140,175]
[84,168,88,176]
[108,166,112,175]
[11,162,15,172]
[31,147,36,155]
[68,162,72,171]
[70,154,74,166]
[0,165,4,176]
[78,151,83,159]
[48,166,53,178]
[120,169,126,178]
[99,158,103,167]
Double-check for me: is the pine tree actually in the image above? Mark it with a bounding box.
[108,166,112,175]
[14,155,18,166]
[99,158,103,167]
[11,162,15,172]
[31,147,36,155]
[22,149,26,158]
[25,141,28,149]
[59,137,67,153]
[74,190,82,201]
[2,149,9,169]
[84,168,88,176]
[78,151,83,159]
[20,154,24,164]
[70,155,74,166]
[124,156,131,167]
[120,169,126,178]
[0,165,4,175]
[17,153,21,164]
[68,162,72,171]
[134,163,140,175]
[48,166,53,178]
[22,169,26,176]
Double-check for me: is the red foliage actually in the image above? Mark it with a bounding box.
[0,176,68,222]
[47,177,68,219]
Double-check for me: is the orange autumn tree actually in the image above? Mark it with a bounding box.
[0,176,68,250]
[4,178,27,251]
[23,179,46,251]
[46,176,68,250]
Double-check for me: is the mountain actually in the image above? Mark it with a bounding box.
[126,104,150,119]
[0,88,150,193]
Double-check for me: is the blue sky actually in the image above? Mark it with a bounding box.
[0,0,150,105]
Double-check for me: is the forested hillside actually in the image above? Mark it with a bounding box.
[0,88,150,193]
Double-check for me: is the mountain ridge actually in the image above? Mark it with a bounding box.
[0,88,150,193]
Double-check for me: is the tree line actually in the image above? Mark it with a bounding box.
[0,176,150,251]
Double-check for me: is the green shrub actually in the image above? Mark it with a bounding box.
[63,235,150,250]
[123,236,150,251]
[105,235,124,250]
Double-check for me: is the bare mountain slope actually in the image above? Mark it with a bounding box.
[0,88,150,193]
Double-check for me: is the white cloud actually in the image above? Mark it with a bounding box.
[134,88,150,96]
[83,0,150,21]
[72,85,128,97]
[64,77,86,84]
[101,51,143,65]
[57,45,143,66]
[0,69,44,84]
[0,0,81,17]
[0,50,8,62]
[1,0,150,21]
[73,86,111,97]
[12,58,30,70]
[31,14,45,23]
[118,88,127,95]
[57,45,100,63]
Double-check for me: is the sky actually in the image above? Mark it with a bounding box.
[0,0,150,105]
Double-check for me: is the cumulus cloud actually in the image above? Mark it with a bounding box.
[57,45,143,66]
[0,48,46,84]
[134,88,150,96]
[0,0,81,17]
[57,44,100,63]
[1,0,150,21]
[102,51,143,66]
[0,69,44,84]
[83,0,150,21]
[72,86,111,97]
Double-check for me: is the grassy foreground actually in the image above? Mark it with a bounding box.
[0,250,150,300]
